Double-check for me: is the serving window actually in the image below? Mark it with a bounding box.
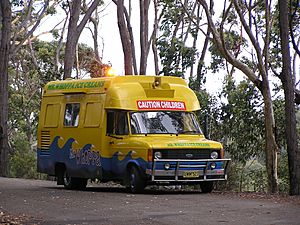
[64,103,80,127]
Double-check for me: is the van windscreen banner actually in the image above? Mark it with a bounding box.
[137,100,186,111]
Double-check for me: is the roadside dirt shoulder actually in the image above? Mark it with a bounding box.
[213,191,300,206]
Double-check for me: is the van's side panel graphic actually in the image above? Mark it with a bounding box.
[37,136,148,179]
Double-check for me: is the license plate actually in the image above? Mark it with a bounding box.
[183,171,200,178]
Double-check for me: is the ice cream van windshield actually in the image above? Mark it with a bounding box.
[129,111,202,135]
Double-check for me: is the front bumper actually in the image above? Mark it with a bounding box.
[147,158,231,182]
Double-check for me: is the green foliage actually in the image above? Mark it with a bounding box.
[157,0,198,77]
[195,76,266,164]
[8,40,61,144]
[158,37,197,77]
[8,40,60,179]
[273,95,287,150]
[32,40,63,82]
[241,161,267,192]
[218,77,265,163]
[209,30,248,73]
[216,161,267,192]
[9,133,38,179]
[194,90,220,138]
[278,152,290,193]
[8,40,94,143]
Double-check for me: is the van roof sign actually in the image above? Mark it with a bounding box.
[47,81,105,91]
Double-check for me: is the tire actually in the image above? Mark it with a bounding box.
[63,170,87,190]
[63,170,74,189]
[128,166,145,194]
[200,181,214,193]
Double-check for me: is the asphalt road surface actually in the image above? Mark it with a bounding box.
[0,177,300,225]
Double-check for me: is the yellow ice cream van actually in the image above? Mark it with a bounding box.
[37,75,230,193]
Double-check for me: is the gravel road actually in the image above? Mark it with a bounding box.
[0,177,299,225]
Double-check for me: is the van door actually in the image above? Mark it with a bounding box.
[107,110,130,178]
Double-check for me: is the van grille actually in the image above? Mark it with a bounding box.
[41,130,51,150]
[155,149,220,159]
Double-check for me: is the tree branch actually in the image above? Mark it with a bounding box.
[77,0,101,35]
[289,0,300,57]
[198,0,262,90]
[12,0,50,55]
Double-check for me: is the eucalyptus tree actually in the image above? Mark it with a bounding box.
[1,0,54,176]
[197,0,279,192]
[0,0,11,177]
[279,0,300,195]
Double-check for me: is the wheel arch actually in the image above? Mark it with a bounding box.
[126,160,145,176]
[124,161,146,185]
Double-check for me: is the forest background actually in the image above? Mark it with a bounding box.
[0,0,299,195]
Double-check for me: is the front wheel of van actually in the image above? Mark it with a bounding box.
[200,181,214,193]
[128,166,145,194]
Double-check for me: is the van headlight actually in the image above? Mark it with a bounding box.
[210,151,218,159]
[154,151,162,159]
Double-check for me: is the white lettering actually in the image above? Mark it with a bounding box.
[137,100,186,110]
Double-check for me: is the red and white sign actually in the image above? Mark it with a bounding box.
[137,100,186,111]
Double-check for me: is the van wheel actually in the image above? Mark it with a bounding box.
[63,170,87,190]
[200,181,214,193]
[128,166,145,194]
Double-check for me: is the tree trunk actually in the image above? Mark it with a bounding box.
[64,0,81,79]
[261,79,279,193]
[90,10,101,61]
[64,0,101,79]
[139,0,150,75]
[152,0,159,75]
[0,0,11,177]
[279,0,300,195]
[123,7,138,75]
[116,0,133,75]
[263,0,279,193]
[196,1,211,91]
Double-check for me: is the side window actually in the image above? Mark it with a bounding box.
[106,111,128,135]
[44,104,60,128]
[64,103,80,127]
[84,102,102,127]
